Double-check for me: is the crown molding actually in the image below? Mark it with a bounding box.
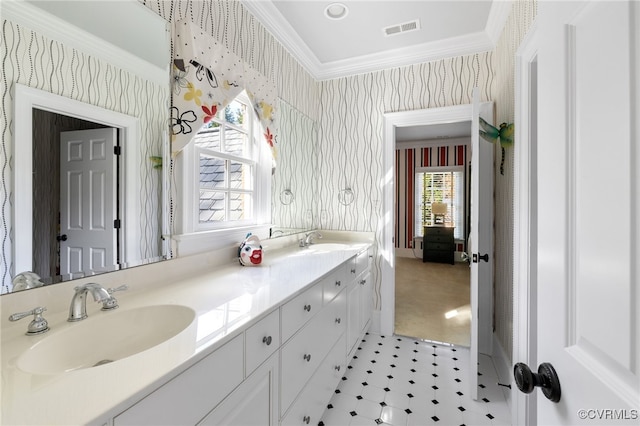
[2,0,169,86]
[313,31,494,80]
[241,0,508,81]
[485,0,514,45]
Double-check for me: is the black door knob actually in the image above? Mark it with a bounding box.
[472,253,489,263]
[57,234,68,242]
[514,362,561,403]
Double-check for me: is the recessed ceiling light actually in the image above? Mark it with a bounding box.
[325,2,348,20]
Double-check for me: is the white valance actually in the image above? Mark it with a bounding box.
[171,18,277,158]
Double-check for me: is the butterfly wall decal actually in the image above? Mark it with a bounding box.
[479,117,514,175]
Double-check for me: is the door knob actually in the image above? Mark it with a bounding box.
[472,253,489,263]
[57,234,68,242]
[514,362,561,403]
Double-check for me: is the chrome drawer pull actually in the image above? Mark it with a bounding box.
[351,268,356,274]
[335,365,341,372]
[360,279,366,285]
[262,335,272,346]
[303,415,311,424]
[335,280,341,287]
[303,304,311,312]
[303,353,311,362]
[335,317,341,324]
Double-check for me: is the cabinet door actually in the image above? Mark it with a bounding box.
[346,282,360,359]
[359,270,372,334]
[198,354,278,426]
[114,335,243,426]
[281,335,346,426]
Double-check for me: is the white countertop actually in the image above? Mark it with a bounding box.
[0,232,373,425]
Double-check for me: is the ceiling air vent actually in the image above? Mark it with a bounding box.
[383,19,421,37]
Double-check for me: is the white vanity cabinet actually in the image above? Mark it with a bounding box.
[347,248,373,359]
[198,353,279,426]
[113,334,244,426]
[109,246,372,426]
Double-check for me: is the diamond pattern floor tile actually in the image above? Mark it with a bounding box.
[319,333,511,426]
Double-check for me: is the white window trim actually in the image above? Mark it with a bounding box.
[173,95,272,256]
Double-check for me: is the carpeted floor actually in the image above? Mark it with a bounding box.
[394,256,471,346]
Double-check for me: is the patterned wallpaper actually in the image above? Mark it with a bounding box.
[491,0,537,362]
[141,0,319,122]
[0,18,168,293]
[317,54,494,311]
[395,144,468,251]
[271,100,317,231]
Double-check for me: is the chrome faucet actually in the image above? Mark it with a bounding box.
[68,283,128,322]
[302,231,322,247]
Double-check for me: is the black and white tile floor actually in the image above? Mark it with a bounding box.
[319,333,511,426]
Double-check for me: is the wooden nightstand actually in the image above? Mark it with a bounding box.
[423,226,455,264]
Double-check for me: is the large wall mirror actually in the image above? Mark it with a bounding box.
[2,0,319,294]
[271,99,318,237]
[2,0,170,293]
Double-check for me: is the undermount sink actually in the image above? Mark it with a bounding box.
[17,305,196,375]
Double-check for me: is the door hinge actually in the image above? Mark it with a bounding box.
[114,219,121,229]
[114,146,122,155]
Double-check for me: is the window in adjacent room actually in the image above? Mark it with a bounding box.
[414,167,464,240]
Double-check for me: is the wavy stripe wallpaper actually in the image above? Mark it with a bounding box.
[0,19,168,293]
[271,100,316,230]
[491,0,538,363]
[142,0,319,122]
[318,53,494,312]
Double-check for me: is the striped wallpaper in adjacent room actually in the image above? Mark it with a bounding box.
[395,144,468,252]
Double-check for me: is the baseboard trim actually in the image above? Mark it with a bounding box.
[492,333,513,411]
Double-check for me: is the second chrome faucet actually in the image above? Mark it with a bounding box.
[68,283,128,322]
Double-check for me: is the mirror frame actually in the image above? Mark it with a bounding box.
[13,84,145,277]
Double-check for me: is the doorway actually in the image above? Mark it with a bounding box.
[13,84,140,282]
[32,109,120,281]
[393,141,472,345]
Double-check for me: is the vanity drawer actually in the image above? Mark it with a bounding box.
[280,291,346,413]
[245,309,280,376]
[114,334,243,426]
[348,249,370,282]
[280,334,346,426]
[322,264,347,304]
[281,281,323,342]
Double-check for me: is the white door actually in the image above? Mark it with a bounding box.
[530,1,639,423]
[60,128,118,276]
[469,89,495,400]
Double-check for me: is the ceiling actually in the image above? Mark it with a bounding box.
[241,0,511,81]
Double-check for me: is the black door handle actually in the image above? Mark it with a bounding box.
[57,234,68,242]
[472,253,489,263]
[514,362,561,403]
